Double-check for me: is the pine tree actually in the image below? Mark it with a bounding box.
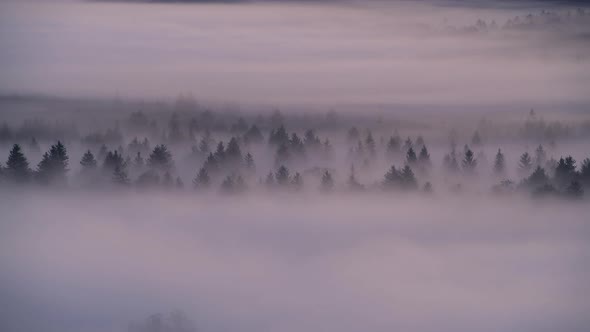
[275,143,290,166]
[5,144,31,183]
[244,125,264,144]
[225,137,243,165]
[320,170,334,192]
[213,142,225,164]
[304,129,321,149]
[112,164,129,186]
[383,165,401,189]
[471,131,482,146]
[400,165,418,190]
[386,136,400,159]
[518,152,533,175]
[103,150,124,173]
[203,152,219,174]
[443,149,460,174]
[265,171,275,188]
[80,150,98,170]
[554,156,577,189]
[403,137,413,152]
[193,167,210,189]
[148,144,173,172]
[36,141,69,185]
[417,145,431,171]
[580,158,590,187]
[462,148,477,174]
[493,148,505,175]
[275,165,290,186]
[522,166,549,189]
[565,181,584,199]
[289,133,305,157]
[291,172,303,190]
[244,152,255,172]
[406,147,417,166]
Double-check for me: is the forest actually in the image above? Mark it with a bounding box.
[0,96,588,200]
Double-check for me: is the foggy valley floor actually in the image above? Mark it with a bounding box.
[1,191,589,332]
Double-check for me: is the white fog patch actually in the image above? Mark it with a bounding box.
[1,192,589,332]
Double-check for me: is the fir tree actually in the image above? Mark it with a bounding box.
[36,141,69,185]
[365,132,376,156]
[580,158,590,187]
[275,165,290,186]
[471,131,482,146]
[493,148,505,175]
[112,164,129,186]
[403,137,413,152]
[522,166,550,189]
[265,171,275,188]
[462,147,477,174]
[291,172,303,190]
[518,152,533,175]
[565,181,584,199]
[418,145,431,172]
[203,152,219,174]
[383,165,401,189]
[193,167,210,189]
[80,150,98,170]
[554,156,577,189]
[406,147,417,166]
[133,151,144,169]
[148,144,173,172]
[386,136,401,159]
[400,165,418,190]
[244,125,264,144]
[5,144,31,183]
[244,152,255,172]
[225,137,243,165]
[213,142,225,163]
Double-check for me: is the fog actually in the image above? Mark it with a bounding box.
[1,0,590,331]
[0,0,589,106]
[2,192,590,332]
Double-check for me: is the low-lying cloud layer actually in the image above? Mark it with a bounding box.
[0,0,589,106]
[1,192,589,332]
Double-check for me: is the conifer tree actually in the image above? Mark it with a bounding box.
[462,147,477,174]
[418,145,431,171]
[400,165,418,190]
[225,137,243,165]
[565,181,584,199]
[403,137,413,152]
[493,148,505,175]
[320,170,334,192]
[265,171,275,188]
[244,152,255,172]
[522,166,549,189]
[406,147,417,166]
[365,132,376,156]
[193,167,210,189]
[5,144,31,183]
[383,165,401,189]
[386,136,400,159]
[36,141,69,185]
[244,125,264,144]
[148,144,173,172]
[554,156,577,189]
[291,172,303,190]
[133,151,144,169]
[275,165,290,186]
[80,150,98,170]
[112,164,129,186]
[518,152,533,175]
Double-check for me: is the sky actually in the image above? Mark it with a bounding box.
[0,0,589,107]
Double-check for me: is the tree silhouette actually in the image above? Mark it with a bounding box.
[406,147,417,166]
[580,158,590,187]
[320,170,334,192]
[5,144,31,183]
[565,181,584,199]
[112,164,130,186]
[462,147,477,174]
[133,151,144,170]
[400,165,418,190]
[291,172,303,190]
[148,144,173,172]
[522,166,550,190]
[554,156,577,189]
[386,136,401,159]
[80,150,98,170]
[493,148,505,176]
[518,152,533,176]
[275,165,290,186]
[244,125,264,144]
[443,148,460,174]
[471,131,482,146]
[36,141,69,185]
[417,145,431,172]
[244,152,255,173]
[365,131,376,156]
[383,165,401,189]
[269,125,289,146]
[193,167,210,189]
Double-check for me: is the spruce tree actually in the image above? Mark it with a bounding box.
[5,144,31,183]
[112,164,129,186]
[365,132,376,156]
[493,148,505,175]
[244,152,255,172]
[386,136,400,159]
[400,165,418,190]
[462,148,477,174]
[347,164,363,191]
[291,172,303,190]
[406,147,417,166]
[275,165,290,186]
[225,137,243,165]
[148,144,173,172]
[565,181,584,199]
[193,167,210,189]
[535,145,546,167]
[80,150,98,170]
[518,152,533,175]
[418,145,431,171]
[383,165,401,189]
[554,156,577,189]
